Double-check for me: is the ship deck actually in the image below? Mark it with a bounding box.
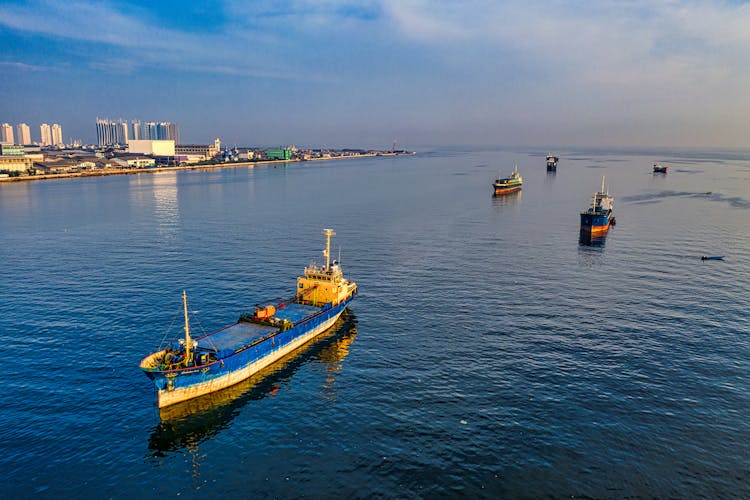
[195,303,322,357]
[274,302,322,323]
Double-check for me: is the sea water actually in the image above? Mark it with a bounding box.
[1,148,749,497]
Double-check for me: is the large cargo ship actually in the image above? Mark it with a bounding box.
[580,177,614,235]
[492,164,523,195]
[139,229,358,408]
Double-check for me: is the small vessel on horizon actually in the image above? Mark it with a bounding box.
[653,163,668,173]
[580,176,615,235]
[546,153,559,171]
[492,164,523,195]
[139,229,358,408]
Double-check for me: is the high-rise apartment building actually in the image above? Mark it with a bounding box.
[132,121,141,141]
[118,121,129,144]
[96,118,129,146]
[40,123,52,146]
[96,118,110,145]
[97,118,179,146]
[1,123,14,144]
[51,123,63,146]
[143,122,157,140]
[157,122,168,141]
[16,123,31,145]
[165,122,179,143]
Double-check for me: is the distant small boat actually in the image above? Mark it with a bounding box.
[701,255,724,261]
[546,153,559,171]
[580,176,614,235]
[492,164,523,195]
[653,163,668,173]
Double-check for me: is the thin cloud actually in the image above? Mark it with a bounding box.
[2,0,749,146]
[0,61,48,71]
[0,0,329,81]
[379,1,750,78]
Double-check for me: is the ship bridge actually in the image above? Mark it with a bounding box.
[296,229,357,306]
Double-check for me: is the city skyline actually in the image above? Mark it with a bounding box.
[96,118,179,146]
[1,1,750,148]
[1,121,64,146]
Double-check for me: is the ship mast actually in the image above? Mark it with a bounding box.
[322,228,335,271]
[182,290,192,366]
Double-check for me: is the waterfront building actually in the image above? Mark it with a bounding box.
[1,123,14,144]
[175,144,218,162]
[34,157,99,174]
[16,123,31,145]
[0,154,33,173]
[1,144,25,155]
[127,139,175,156]
[113,156,156,169]
[40,123,52,146]
[51,124,63,146]
[266,147,293,160]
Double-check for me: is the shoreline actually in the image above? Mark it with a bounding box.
[0,151,414,184]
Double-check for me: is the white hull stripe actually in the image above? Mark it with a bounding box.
[157,311,343,407]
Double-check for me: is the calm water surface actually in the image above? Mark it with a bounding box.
[2,148,749,497]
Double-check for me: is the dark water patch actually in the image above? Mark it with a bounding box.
[621,190,750,208]
[666,159,719,165]
[706,193,750,208]
[623,190,700,202]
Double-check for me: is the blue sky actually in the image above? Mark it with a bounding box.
[1,0,749,148]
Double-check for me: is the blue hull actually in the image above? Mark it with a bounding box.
[580,211,611,233]
[143,296,354,407]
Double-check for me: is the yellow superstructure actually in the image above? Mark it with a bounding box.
[296,229,357,307]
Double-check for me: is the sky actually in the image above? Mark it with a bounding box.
[1,0,749,148]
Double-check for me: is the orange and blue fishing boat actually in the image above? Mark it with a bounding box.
[580,177,615,235]
[139,229,357,408]
[492,164,523,195]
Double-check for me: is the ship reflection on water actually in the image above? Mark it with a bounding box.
[491,190,522,206]
[147,310,358,457]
